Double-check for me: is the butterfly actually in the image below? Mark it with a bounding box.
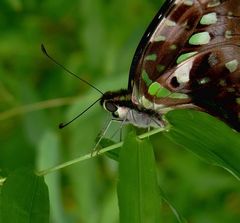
[100,0,240,132]
[42,0,240,132]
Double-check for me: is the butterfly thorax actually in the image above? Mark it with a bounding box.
[100,90,166,128]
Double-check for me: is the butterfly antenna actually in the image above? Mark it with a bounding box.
[59,98,101,129]
[41,44,103,95]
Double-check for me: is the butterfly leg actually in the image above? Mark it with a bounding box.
[109,116,128,141]
[91,118,113,156]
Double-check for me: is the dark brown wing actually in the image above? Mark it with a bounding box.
[128,0,175,90]
[129,0,240,130]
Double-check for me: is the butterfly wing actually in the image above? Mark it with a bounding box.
[129,0,240,130]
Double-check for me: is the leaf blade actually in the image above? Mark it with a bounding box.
[118,131,161,223]
[0,168,49,223]
[165,110,240,180]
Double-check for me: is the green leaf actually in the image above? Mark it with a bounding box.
[0,168,49,223]
[158,187,187,223]
[165,110,240,180]
[37,130,65,223]
[106,147,120,161]
[118,131,161,223]
[99,138,120,161]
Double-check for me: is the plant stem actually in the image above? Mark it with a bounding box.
[37,127,167,176]
[0,97,77,121]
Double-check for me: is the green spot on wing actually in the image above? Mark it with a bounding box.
[154,35,166,42]
[189,32,211,45]
[148,82,171,98]
[142,96,153,108]
[156,64,166,73]
[142,70,152,86]
[148,82,189,99]
[169,93,189,99]
[236,98,240,104]
[145,54,157,61]
[156,87,171,98]
[225,59,239,73]
[148,82,161,96]
[176,52,197,64]
[184,0,194,6]
[169,44,177,50]
[200,12,217,25]
[225,30,232,39]
[207,1,220,7]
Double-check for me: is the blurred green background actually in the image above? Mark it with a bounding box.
[0,0,239,222]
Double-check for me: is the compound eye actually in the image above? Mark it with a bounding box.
[105,101,118,112]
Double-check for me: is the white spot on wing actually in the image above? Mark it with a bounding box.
[174,60,193,84]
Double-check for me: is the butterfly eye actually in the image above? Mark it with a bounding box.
[105,101,118,112]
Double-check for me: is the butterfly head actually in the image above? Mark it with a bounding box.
[100,89,132,120]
